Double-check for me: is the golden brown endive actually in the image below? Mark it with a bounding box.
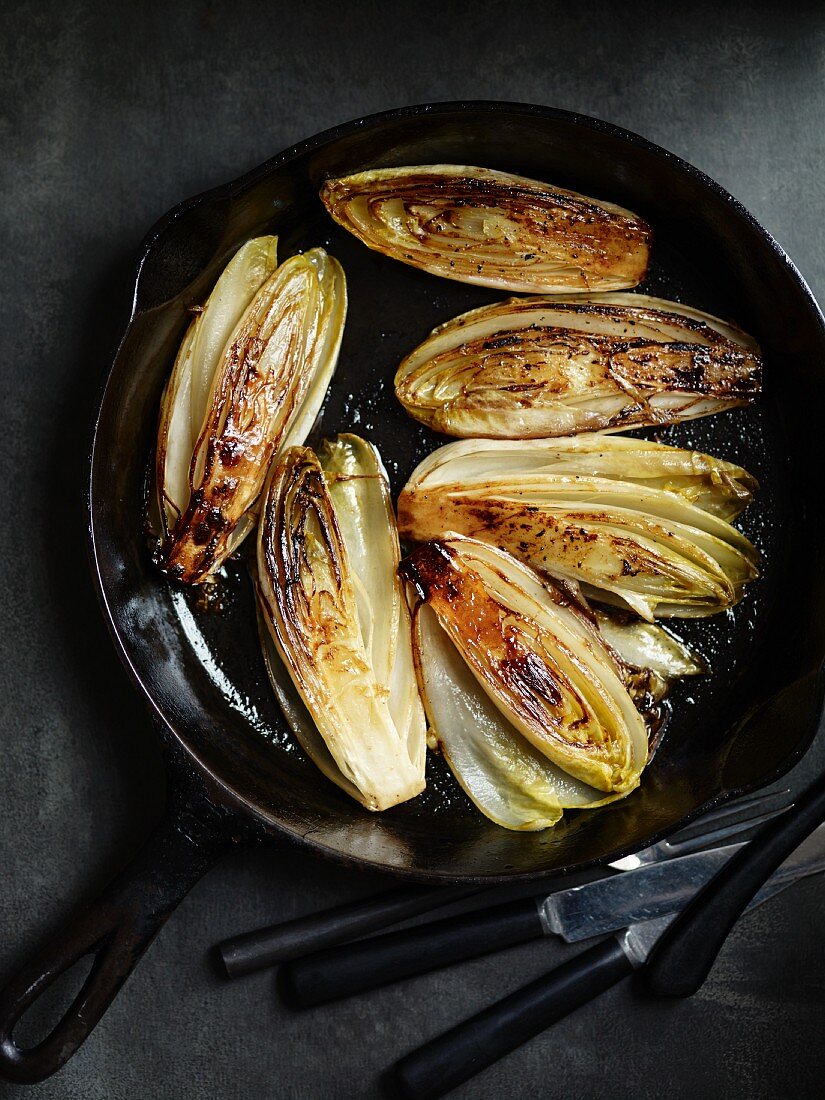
[398,434,759,620]
[320,165,651,293]
[401,536,650,807]
[395,294,762,438]
[156,245,346,584]
[257,439,426,812]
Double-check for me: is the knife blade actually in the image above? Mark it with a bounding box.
[617,820,825,967]
[389,824,825,1100]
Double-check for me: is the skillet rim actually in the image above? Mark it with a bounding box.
[87,100,825,883]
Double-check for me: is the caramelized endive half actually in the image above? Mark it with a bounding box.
[156,236,279,539]
[320,165,651,293]
[157,246,346,584]
[395,294,762,438]
[401,536,649,799]
[413,599,701,832]
[398,435,759,620]
[257,440,426,812]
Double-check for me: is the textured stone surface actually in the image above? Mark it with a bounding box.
[1,1,824,1097]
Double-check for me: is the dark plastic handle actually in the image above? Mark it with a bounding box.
[0,790,231,1084]
[281,897,545,1008]
[645,769,825,998]
[219,884,483,977]
[388,937,633,1100]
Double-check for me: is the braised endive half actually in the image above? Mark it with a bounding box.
[256,437,426,811]
[156,241,346,584]
[401,536,652,829]
[398,434,759,620]
[395,293,762,438]
[320,165,651,294]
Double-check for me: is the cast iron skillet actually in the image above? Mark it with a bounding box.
[2,102,825,1085]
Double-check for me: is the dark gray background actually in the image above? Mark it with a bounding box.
[2,1,824,1097]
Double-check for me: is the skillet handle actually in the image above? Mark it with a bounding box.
[0,787,233,1084]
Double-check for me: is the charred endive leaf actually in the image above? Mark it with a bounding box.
[414,604,586,831]
[398,434,759,620]
[157,245,346,584]
[320,165,651,293]
[257,440,426,811]
[402,536,649,807]
[411,563,703,830]
[156,236,279,538]
[395,294,761,438]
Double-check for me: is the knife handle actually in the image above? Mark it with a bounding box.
[217,884,482,977]
[645,770,825,998]
[387,938,633,1100]
[280,897,544,1008]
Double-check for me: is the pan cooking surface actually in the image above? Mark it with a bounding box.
[94,105,825,879]
[161,205,783,842]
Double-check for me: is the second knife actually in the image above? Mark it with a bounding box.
[280,822,825,1008]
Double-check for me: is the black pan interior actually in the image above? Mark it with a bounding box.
[89,104,825,881]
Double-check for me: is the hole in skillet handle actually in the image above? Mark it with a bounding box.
[0,781,239,1085]
[12,956,97,1051]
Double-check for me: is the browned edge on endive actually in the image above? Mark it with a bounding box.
[394,293,762,438]
[397,435,760,621]
[158,249,345,584]
[256,442,426,812]
[320,164,651,294]
[400,535,649,795]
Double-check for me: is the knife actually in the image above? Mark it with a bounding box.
[280,818,820,1008]
[220,790,786,977]
[388,824,825,1100]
